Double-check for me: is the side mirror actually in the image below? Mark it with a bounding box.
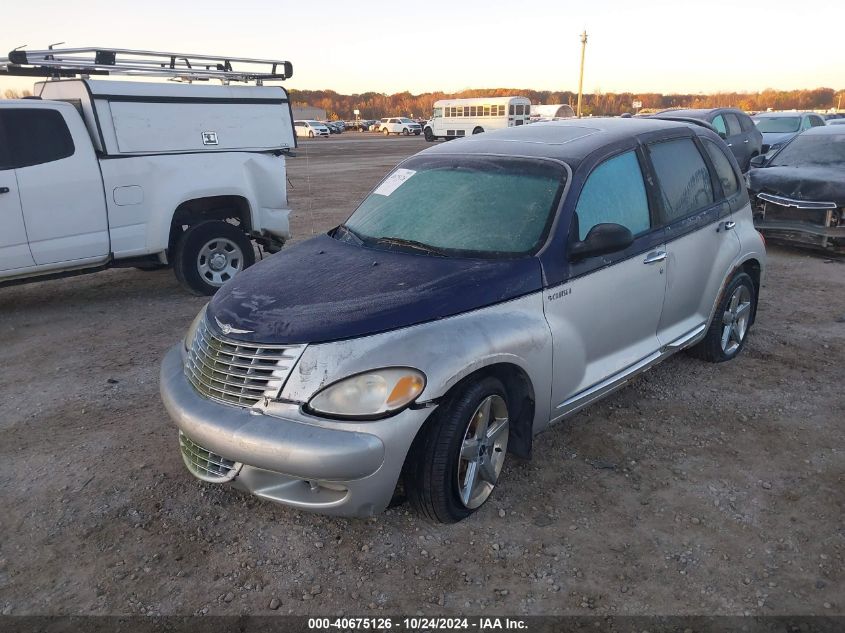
[749,154,767,168]
[717,130,727,140]
[569,223,634,261]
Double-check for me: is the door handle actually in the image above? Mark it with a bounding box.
[743,139,749,143]
[720,220,736,231]
[643,251,667,264]
[0,187,9,194]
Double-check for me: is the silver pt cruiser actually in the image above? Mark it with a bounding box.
[160,119,766,523]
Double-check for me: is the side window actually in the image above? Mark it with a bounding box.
[724,113,743,137]
[574,151,651,241]
[648,138,714,223]
[702,138,739,199]
[800,116,812,130]
[738,113,754,132]
[711,115,727,137]
[3,108,75,168]
[810,116,825,127]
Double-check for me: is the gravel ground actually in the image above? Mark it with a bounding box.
[0,134,842,617]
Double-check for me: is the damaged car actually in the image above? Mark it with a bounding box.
[748,125,845,254]
[160,118,765,523]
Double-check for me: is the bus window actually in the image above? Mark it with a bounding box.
[515,104,524,115]
[483,106,490,117]
[433,108,443,118]
[509,104,515,116]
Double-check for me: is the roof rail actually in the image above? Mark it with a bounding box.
[0,46,292,84]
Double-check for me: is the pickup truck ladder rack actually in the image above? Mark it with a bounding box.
[0,46,292,84]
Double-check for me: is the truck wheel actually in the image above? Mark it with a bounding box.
[404,377,509,523]
[424,127,435,142]
[472,127,484,135]
[687,272,756,363]
[174,221,255,296]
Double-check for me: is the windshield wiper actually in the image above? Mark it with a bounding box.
[336,223,364,245]
[373,236,448,257]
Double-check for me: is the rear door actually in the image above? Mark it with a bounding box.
[648,136,741,347]
[0,118,35,273]
[7,106,109,266]
[723,112,749,169]
[545,149,667,415]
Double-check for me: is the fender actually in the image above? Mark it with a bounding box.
[279,292,554,436]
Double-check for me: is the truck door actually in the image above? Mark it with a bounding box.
[2,106,109,267]
[0,120,35,273]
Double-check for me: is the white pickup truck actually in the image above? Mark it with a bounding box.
[0,73,296,295]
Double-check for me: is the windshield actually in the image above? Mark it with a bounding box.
[769,133,845,167]
[339,155,567,258]
[753,116,801,133]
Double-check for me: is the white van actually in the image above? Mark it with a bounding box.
[294,120,331,138]
[424,96,531,141]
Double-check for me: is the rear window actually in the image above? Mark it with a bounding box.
[648,138,714,223]
[1,108,75,168]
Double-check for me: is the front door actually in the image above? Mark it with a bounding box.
[544,149,667,417]
[3,107,109,267]
[0,171,35,274]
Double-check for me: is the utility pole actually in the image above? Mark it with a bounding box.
[577,30,588,118]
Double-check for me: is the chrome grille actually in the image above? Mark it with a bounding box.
[185,317,305,407]
[179,432,241,482]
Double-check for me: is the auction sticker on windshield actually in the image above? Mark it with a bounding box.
[374,168,416,196]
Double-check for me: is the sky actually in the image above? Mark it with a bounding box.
[2,0,843,96]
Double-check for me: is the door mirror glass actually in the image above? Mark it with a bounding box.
[569,223,633,261]
[749,154,767,168]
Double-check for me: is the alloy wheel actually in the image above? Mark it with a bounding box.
[456,394,509,509]
[721,285,752,355]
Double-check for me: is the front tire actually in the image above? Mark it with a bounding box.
[383,128,390,136]
[173,221,255,296]
[308,130,314,138]
[404,377,510,523]
[424,127,435,142]
[472,126,484,135]
[402,128,410,136]
[688,272,756,363]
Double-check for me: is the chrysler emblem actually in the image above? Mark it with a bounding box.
[214,316,253,335]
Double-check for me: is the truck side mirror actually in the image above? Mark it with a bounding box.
[569,223,634,261]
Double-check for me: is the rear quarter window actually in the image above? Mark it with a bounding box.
[702,138,739,199]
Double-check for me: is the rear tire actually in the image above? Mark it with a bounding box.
[687,272,756,363]
[404,377,509,523]
[173,221,255,296]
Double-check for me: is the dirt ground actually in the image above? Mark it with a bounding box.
[0,134,842,617]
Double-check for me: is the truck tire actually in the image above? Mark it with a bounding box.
[472,127,484,135]
[404,376,510,523]
[173,221,255,296]
[424,127,435,142]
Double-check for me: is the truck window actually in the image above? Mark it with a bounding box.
[1,109,75,169]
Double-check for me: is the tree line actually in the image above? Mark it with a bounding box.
[4,86,843,118]
[290,87,844,120]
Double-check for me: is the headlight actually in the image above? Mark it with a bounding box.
[184,304,208,351]
[307,368,426,419]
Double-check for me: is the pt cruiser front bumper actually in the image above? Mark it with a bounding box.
[159,345,435,517]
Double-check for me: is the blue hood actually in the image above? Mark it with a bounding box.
[208,233,543,345]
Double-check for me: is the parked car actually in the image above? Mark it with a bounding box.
[374,117,422,136]
[752,111,827,156]
[826,118,845,126]
[161,118,765,522]
[323,121,343,134]
[294,120,330,138]
[748,125,844,254]
[0,80,295,295]
[654,108,762,171]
